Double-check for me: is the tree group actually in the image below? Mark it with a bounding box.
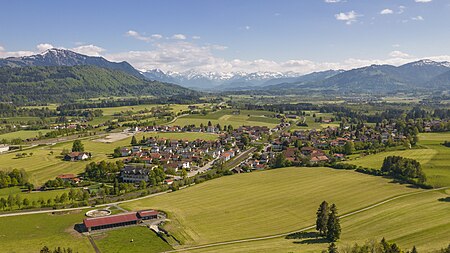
[316,201,341,242]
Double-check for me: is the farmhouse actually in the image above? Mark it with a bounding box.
[64,152,90,161]
[56,174,80,184]
[83,210,159,232]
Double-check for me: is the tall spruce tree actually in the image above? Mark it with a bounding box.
[326,204,341,242]
[316,201,330,236]
[131,135,137,146]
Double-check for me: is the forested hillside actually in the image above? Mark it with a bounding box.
[0,66,197,104]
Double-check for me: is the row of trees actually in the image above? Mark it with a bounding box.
[316,201,341,242]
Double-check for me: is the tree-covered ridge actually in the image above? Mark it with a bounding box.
[0,65,197,103]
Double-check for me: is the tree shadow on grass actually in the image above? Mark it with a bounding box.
[438,197,450,202]
[285,231,328,244]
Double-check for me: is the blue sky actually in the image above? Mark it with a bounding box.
[1,0,449,73]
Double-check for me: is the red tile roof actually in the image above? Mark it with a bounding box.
[57,174,76,179]
[84,212,139,228]
[137,210,158,218]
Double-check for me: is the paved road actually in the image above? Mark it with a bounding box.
[162,187,449,253]
[188,159,216,177]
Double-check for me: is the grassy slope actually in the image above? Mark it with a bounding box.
[0,211,93,253]
[189,190,450,253]
[92,226,172,253]
[345,132,450,187]
[122,167,421,247]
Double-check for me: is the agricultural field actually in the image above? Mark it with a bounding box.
[121,167,448,251]
[0,210,93,253]
[345,132,450,187]
[0,130,53,141]
[188,189,450,253]
[92,226,172,253]
[171,109,281,128]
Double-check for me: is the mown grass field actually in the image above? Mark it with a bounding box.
[0,210,93,253]
[171,109,280,128]
[345,132,450,187]
[189,189,450,253]
[122,167,430,248]
[0,129,53,141]
[92,226,172,253]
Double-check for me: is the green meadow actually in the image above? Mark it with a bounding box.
[92,226,172,253]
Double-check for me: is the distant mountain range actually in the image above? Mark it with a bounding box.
[2,49,450,95]
[143,60,450,93]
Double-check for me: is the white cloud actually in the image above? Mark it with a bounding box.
[411,15,424,21]
[398,6,406,14]
[380,9,394,15]
[0,45,4,51]
[172,34,186,40]
[192,36,201,40]
[325,0,343,3]
[125,30,160,42]
[415,0,432,2]
[72,45,105,56]
[389,50,410,58]
[36,43,54,52]
[104,40,450,74]
[392,44,401,48]
[335,11,361,25]
[151,34,163,40]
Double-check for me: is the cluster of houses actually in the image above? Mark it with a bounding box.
[268,122,418,165]
[117,125,275,183]
[118,137,239,182]
[139,124,274,136]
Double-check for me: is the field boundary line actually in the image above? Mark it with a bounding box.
[162,186,449,252]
